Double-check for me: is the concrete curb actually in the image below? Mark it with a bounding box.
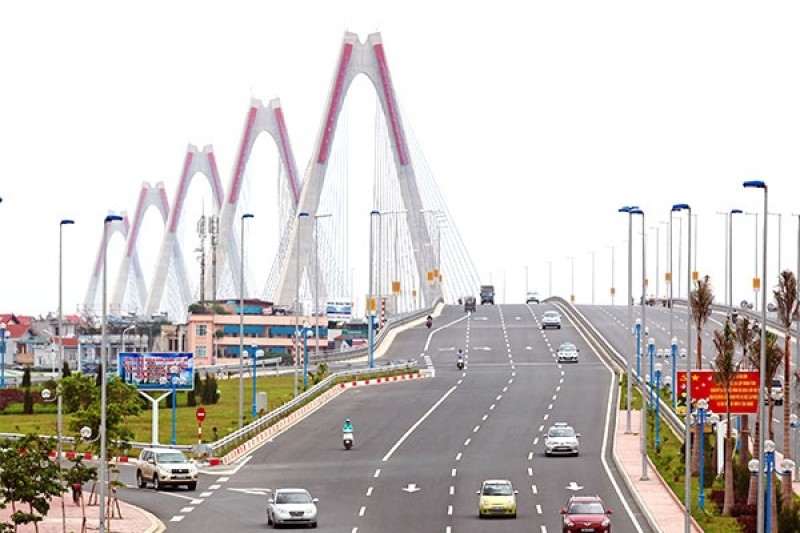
[611,427,663,533]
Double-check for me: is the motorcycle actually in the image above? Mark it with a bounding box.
[426,317,433,329]
[343,431,354,450]
[457,357,464,370]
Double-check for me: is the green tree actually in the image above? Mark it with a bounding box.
[733,315,759,467]
[0,434,64,531]
[59,374,101,414]
[711,321,737,516]
[746,330,784,508]
[689,275,714,475]
[773,269,799,506]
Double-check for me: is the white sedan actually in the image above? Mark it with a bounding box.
[266,488,318,528]
[556,342,579,363]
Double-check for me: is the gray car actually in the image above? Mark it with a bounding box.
[266,488,319,528]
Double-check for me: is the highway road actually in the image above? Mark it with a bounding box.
[115,303,654,532]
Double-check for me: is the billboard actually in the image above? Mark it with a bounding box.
[118,352,194,391]
[677,369,759,415]
[326,300,353,321]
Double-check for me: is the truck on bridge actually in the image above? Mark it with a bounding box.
[480,285,495,305]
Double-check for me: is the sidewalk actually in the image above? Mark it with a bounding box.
[0,489,164,533]
[614,409,702,533]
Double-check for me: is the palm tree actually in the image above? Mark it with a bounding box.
[746,330,784,507]
[689,275,714,475]
[773,269,799,505]
[711,322,738,516]
[690,275,715,370]
[733,315,758,466]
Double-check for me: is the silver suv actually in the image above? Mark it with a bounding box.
[136,447,198,491]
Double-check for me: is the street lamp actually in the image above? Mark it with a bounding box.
[169,364,180,445]
[764,439,776,533]
[302,321,311,389]
[634,318,642,380]
[671,337,678,408]
[312,214,332,358]
[295,211,309,397]
[743,179,768,533]
[694,398,709,509]
[618,205,639,434]
[57,218,74,478]
[252,346,263,418]
[368,210,380,370]
[121,324,136,353]
[0,322,6,389]
[654,363,663,451]
[238,212,254,430]
[672,202,692,532]
[99,213,122,533]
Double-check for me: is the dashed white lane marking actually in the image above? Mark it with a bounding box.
[490,404,496,410]
[541,525,547,533]
[199,491,212,498]
[451,468,457,477]
[217,477,229,482]
[373,469,381,478]
[464,437,471,446]
[544,414,549,420]
[170,516,185,522]
[502,386,509,392]
[528,467,533,477]
[180,507,194,513]
[448,505,453,515]
[532,485,538,494]
[456,452,462,461]
[552,394,557,401]
[532,437,539,446]
[366,487,373,496]
[496,395,503,400]
[538,425,544,432]
[528,452,534,460]
[359,506,366,516]
[450,486,455,495]
[482,414,488,421]
[536,504,543,514]
[548,404,553,410]
[209,484,221,490]
[473,425,480,433]
[352,528,358,533]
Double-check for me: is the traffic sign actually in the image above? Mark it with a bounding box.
[195,407,206,422]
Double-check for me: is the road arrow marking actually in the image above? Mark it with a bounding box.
[402,483,421,493]
[566,482,584,491]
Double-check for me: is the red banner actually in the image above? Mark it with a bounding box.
[677,369,759,414]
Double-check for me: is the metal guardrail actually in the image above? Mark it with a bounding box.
[553,298,686,442]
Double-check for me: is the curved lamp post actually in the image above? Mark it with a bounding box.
[295,212,309,396]
[648,337,655,408]
[619,205,638,434]
[743,179,768,533]
[99,213,122,533]
[238,213,254,429]
[672,202,692,532]
[368,210,380,369]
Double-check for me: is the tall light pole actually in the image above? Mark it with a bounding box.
[0,322,6,389]
[57,218,74,473]
[728,209,743,314]
[237,213,254,428]
[294,211,309,397]
[650,225,660,301]
[607,245,615,306]
[768,212,782,275]
[567,256,575,304]
[745,212,760,311]
[743,180,768,533]
[672,203,692,533]
[368,210,380,369]
[619,206,638,434]
[99,213,122,533]
[313,214,332,357]
[631,207,647,481]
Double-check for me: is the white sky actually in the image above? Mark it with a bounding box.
[3,1,800,317]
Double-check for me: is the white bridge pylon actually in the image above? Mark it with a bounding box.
[145,145,225,321]
[111,182,170,315]
[83,213,130,315]
[212,97,301,302]
[273,32,439,308]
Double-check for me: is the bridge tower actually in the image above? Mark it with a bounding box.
[273,32,439,308]
[145,145,225,321]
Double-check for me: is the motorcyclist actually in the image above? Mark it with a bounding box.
[456,349,464,360]
[426,315,433,328]
[342,418,354,433]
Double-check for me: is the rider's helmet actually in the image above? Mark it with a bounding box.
[345,418,351,424]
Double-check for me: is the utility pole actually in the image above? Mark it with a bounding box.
[196,213,207,306]
[209,214,219,302]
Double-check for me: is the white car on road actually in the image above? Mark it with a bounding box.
[541,310,562,329]
[266,488,319,528]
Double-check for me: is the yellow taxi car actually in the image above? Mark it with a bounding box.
[477,479,518,518]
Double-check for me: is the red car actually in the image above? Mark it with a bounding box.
[560,495,613,532]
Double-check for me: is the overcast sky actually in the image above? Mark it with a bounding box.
[3,1,800,317]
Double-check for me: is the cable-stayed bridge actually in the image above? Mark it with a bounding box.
[83,31,480,324]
